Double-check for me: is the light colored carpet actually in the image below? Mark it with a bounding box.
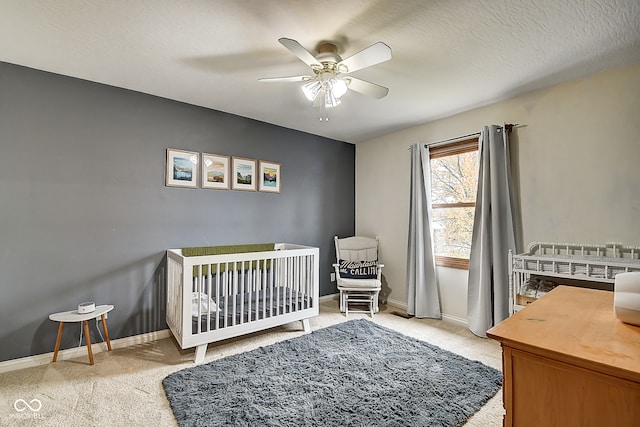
[0,300,503,426]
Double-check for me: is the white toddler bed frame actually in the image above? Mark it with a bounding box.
[166,243,319,363]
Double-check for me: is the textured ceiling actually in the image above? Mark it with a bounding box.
[1,0,639,143]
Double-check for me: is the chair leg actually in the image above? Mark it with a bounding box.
[370,292,375,317]
[343,292,347,313]
[374,292,380,313]
[344,293,349,317]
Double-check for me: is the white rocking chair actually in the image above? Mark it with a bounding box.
[333,235,384,317]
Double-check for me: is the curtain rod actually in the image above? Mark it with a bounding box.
[409,123,525,150]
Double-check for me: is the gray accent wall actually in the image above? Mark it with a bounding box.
[0,62,354,362]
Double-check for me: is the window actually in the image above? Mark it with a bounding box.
[429,138,479,269]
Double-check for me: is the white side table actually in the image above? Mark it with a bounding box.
[49,304,114,365]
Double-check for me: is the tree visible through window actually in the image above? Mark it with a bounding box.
[429,138,479,269]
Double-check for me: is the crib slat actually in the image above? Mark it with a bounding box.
[291,256,296,312]
[300,256,304,310]
[246,262,251,324]
[232,262,237,327]
[254,263,258,322]
[257,260,262,319]
[223,263,229,329]
[253,260,258,321]
[308,255,312,307]
[262,260,267,320]
[303,255,309,309]
[197,264,202,335]
[270,256,275,317]
[301,255,306,307]
[288,256,293,314]
[279,257,285,315]
[240,262,245,325]
[215,263,220,331]
[293,256,297,311]
[206,264,212,333]
[290,255,295,312]
[276,258,281,316]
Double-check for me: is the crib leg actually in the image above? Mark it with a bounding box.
[194,344,207,363]
[301,318,311,333]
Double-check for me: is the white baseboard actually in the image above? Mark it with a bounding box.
[386,298,468,327]
[386,298,407,310]
[441,313,469,327]
[319,293,339,302]
[0,329,171,374]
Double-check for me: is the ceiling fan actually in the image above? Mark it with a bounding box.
[259,37,392,109]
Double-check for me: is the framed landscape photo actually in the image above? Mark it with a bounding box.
[166,148,199,188]
[258,160,281,193]
[201,153,230,190]
[232,157,257,191]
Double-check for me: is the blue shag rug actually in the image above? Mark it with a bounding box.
[163,319,502,427]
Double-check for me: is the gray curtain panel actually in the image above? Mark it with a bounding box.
[467,125,517,337]
[406,144,441,318]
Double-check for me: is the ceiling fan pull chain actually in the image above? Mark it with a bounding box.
[319,103,329,122]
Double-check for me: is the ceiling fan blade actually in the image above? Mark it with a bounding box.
[258,75,311,83]
[338,42,392,73]
[346,77,389,99]
[278,38,321,69]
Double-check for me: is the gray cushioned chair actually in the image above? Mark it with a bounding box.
[333,235,384,317]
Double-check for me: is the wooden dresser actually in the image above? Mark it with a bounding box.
[487,286,640,426]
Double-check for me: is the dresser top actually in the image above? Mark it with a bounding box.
[487,286,640,381]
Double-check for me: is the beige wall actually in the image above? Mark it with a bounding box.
[356,63,640,321]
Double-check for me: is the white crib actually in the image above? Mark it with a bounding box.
[166,243,319,363]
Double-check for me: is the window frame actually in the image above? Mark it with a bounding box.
[429,137,479,270]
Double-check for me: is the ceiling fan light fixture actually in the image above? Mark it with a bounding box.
[302,79,322,101]
[328,77,348,98]
[302,73,347,107]
[324,89,341,108]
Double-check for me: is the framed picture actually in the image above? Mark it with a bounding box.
[166,148,199,188]
[232,157,257,191]
[258,160,281,193]
[201,153,230,190]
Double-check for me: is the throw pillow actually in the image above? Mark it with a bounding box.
[339,259,378,279]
